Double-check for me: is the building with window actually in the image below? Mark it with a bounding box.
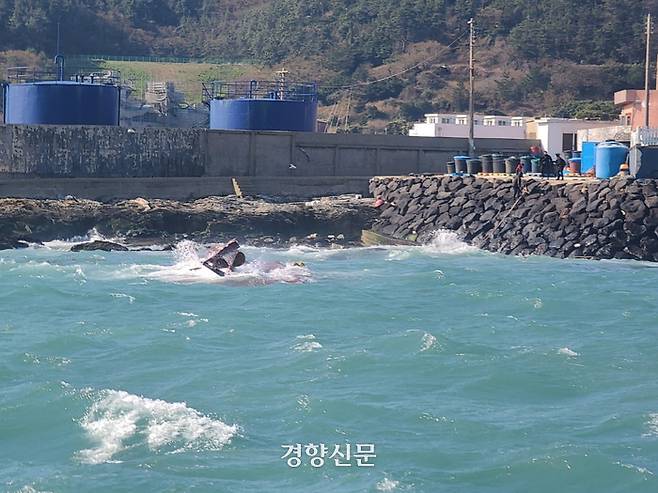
[614,89,658,130]
[529,118,622,157]
[409,113,529,139]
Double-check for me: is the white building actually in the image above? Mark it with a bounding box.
[530,118,620,156]
[409,113,528,139]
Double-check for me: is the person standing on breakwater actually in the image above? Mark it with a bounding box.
[555,153,567,180]
[513,161,524,198]
[540,152,553,178]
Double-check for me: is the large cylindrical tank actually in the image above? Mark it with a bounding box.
[210,98,317,132]
[3,81,120,125]
[595,141,629,179]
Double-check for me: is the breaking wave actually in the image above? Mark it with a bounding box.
[420,229,478,255]
[40,228,120,251]
[144,240,312,285]
[76,389,238,464]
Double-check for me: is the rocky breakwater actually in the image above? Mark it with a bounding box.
[369,175,658,261]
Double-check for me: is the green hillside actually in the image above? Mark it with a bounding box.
[0,0,655,131]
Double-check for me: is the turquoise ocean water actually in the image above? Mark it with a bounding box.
[2,231,658,492]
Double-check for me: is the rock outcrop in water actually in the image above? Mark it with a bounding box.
[70,240,130,252]
[369,175,658,261]
[0,195,377,248]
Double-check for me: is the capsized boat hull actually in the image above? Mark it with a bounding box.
[360,229,417,247]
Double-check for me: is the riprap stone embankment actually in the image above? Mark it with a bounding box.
[369,175,658,261]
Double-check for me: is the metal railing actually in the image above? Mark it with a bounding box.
[5,66,121,85]
[202,80,318,104]
[67,54,247,65]
[631,127,658,147]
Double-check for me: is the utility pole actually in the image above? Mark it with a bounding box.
[645,13,651,128]
[468,18,475,157]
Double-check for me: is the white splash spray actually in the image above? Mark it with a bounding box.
[558,347,579,357]
[76,389,238,464]
[421,230,478,255]
[420,332,438,352]
[376,477,400,491]
[293,334,323,352]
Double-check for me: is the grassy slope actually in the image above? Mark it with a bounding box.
[96,61,270,104]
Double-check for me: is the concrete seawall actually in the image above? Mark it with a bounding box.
[0,124,539,199]
[369,175,658,261]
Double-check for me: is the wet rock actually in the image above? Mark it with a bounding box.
[71,240,129,252]
[0,240,30,250]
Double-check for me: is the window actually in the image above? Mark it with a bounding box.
[562,133,576,151]
[441,117,451,124]
[484,119,495,126]
[498,120,508,126]
[512,120,523,127]
[474,120,480,125]
[456,118,467,125]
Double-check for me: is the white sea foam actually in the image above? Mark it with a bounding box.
[646,413,658,436]
[420,332,438,352]
[110,293,135,304]
[376,477,400,491]
[143,241,312,285]
[615,461,654,475]
[13,486,53,493]
[296,394,311,411]
[293,334,323,352]
[421,229,478,255]
[76,389,238,464]
[42,228,118,250]
[558,347,579,357]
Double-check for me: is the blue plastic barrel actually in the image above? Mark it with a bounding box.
[466,158,481,175]
[492,154,505,173]
[454,156,469,174]
[531,158,541,173]
[595,141,629,179]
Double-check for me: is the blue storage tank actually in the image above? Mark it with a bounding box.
[210,99,316,132]
[3,81,120,126]
[581,141,599,173]
[207,80,317,132]
[595,141,629,179]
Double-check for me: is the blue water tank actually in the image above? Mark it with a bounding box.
[595,141,629,179]
[3,81,120,125]
[210,98,317,132]
[581,141,599,173]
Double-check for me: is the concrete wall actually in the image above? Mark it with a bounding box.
[205,130,538,176]
[0,125,206,177]
[0,124,539,179]
[0,176,372,200]
[576,125,631,145]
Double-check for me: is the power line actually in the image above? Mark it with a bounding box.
[321,29,470,91]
